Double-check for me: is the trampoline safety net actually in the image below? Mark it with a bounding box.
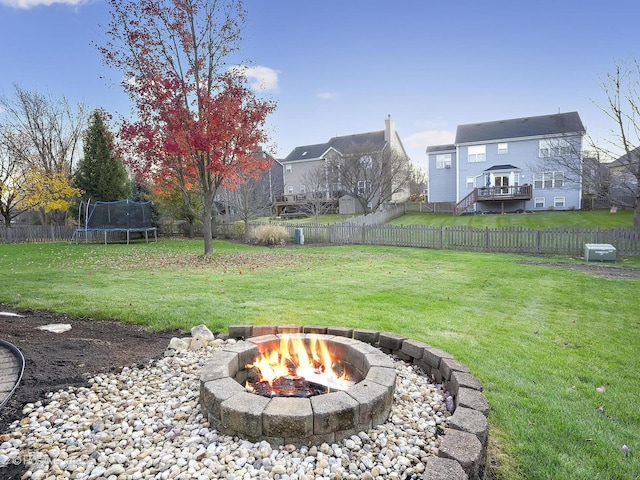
[74,199,157,244]
[80,199,154,229]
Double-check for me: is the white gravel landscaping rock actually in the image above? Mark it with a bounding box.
[0,340,451,479]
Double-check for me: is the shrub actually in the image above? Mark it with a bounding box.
[250,224,290,246]
[231,221,245,239]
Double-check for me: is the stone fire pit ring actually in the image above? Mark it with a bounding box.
[199,333,396,446]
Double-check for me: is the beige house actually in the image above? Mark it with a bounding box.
[275,116,410,216]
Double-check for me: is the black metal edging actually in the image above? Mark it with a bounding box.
[0,339,25,410]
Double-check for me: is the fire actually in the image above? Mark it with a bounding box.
[246,335,354,397]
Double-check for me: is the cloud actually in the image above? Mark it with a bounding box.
[403,129,456,170]
[230,65,280,93]
[404,129,455,151]
[0,0,87,7]
[317,91,339,100]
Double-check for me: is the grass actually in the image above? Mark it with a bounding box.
[1,221,639,479]
[255,214,358,225]
[387,210,635,229]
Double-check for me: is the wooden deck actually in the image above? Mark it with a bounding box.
[272,193,339,217]
[0,339,25,409]
[455,185,532,215]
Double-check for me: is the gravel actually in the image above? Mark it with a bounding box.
[0,340,451,480]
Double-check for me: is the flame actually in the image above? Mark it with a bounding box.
[246,335,353,394]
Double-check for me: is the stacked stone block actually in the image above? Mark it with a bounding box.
[209,325,490,480]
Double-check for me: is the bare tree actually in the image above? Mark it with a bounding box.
[580,149,612,208]
[408,164,427,201]
[327,142,410,214]
[0,133,30,226]
[226,170,273,241]
[0,85,87,224]
[301,164,336,221]
[538,133,582,176]
[592,59,640,226]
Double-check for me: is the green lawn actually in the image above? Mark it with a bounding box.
[255,213,358,225]
[1,238,638,479]
[388,210,635,229]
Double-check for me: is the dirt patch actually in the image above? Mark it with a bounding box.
[519,261,640,279]
[0,307,182,437]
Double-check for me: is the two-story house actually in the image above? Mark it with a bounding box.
[427,112,586,214]
[606,146,639,208]
[276,116,410,216]
[215,147,284,218]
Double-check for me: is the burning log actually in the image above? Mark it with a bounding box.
[248,376,330,398]
[244,335,355,398]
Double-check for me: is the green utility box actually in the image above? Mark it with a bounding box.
[584,243,616,262]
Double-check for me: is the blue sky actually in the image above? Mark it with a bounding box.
[1,0,638,170]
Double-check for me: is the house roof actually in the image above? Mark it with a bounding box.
[608,146,640,168]
[484,164,520,171]
[284,130,386,163]
[426,144,456,153]
[455,112,585,145]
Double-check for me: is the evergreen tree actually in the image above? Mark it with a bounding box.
[75,110,130,201]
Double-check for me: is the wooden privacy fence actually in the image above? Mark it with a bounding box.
[249,223,640,256]
[0,225,76,243]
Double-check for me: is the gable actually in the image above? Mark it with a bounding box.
[455,112,585,145]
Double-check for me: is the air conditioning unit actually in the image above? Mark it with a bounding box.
[584,243,616,262]
[445,165,451,169]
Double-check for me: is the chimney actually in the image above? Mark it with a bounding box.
[384,114,394,143]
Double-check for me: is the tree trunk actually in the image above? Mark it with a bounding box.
[202,201,214,256]
[634,199,640,228]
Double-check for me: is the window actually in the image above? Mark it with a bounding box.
[357,180,371,196]
[435,153,451,169]
[360,155,373,169]
[468,145,486,163]
[535,197,545,208]
[300,184,306,194]
[466,176,475,189]
[287,186,294,194]
[285,164,292,173]
[533,171,564,189]
[539,139,571,158]
[554,196,565,208]
[497,143,508,154]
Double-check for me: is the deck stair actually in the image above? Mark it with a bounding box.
[454,189,478,216]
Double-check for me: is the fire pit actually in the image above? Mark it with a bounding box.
[199,333,396,445]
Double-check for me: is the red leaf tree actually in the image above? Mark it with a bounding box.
[101,0,276,254]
